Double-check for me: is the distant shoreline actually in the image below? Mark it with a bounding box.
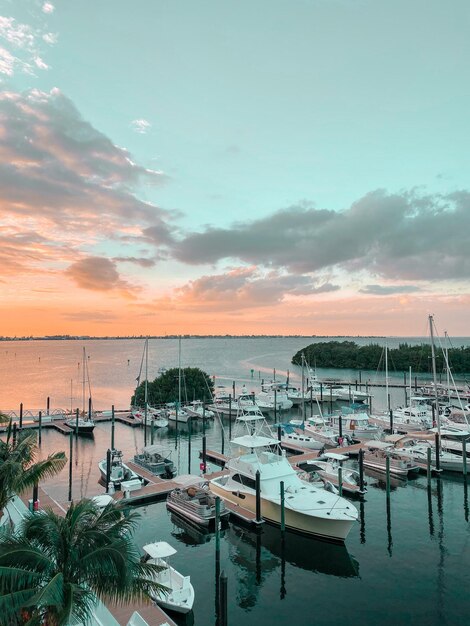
[1,334,468,341]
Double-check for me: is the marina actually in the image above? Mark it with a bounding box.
[1,335,470,625]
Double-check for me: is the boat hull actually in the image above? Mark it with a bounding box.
[209,482,355,542]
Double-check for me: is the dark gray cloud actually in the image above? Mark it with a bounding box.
[172,190,470,281]
[113,256,156,268]
[359,284,422,295]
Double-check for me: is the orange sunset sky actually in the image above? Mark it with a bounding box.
[1,2,469,337]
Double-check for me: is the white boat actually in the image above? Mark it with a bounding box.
[133,444,176,478]
[142,541,194,614]
[371,396,433,432]
[167,406,191,423]
[307,452,366,495]
[393,438,466,473]
[279,424,323,450]
[328,406,380,439]
[209,391,255,416]
[64,416,95,435]
[185,400,214,419]
[256,382,293,412]
[166,475,229,526]
[98,449,142,489]
[209,404,358,542]
[327,385,370,403]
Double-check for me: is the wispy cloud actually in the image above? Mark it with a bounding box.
[0,13,54,77]
[42,2,54,14]
[130,119,151,134]
[359,284,422,296]
[66,257,138,298]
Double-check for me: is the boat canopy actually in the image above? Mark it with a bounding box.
[142,444,170,455]
[92,494,114,508]
[173,474,206,488]
[143,541,177,559]
[235,414,264,422]
[366,441,394,450]
[231,434,279,448]
[323,452,349,461]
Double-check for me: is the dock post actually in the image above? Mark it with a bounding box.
[188,417,192,474]
[75,407,79,436]
[105,448,111,494]
[202,435,207,473]
[88,396,92,419]
[215,497,221,555]
[274,388,277,423]
[359,448,364,493]
[232,380,236,399]
[427,447,432,485]
[150,415,155,446]
[329,387,333,413]
[355,380,358,392]
[38,411,42,447]
[277,424,282,442]
[19,402,23,429]
[220,570,228,626]
[435,433,441,471]
[387,393,391,413]
[228,397,232,439]
[463,438,467,477]
[338,465,343,496]
[32,483,38,512]
[359,371,362,385]
[386,455,391,499]
[338,414,343,440]
[320,382,323,403]
[203,401,206,435]
[111,405,115,450]
[349,384,352,403]
[46,396,50,416]
[310,387,313,417]
[280,480,285,533]
[221,418,225,455]
[414,376,417,391]
[68,431,73,502]
[255,470,261,523]
[389,409,393,433]
[12,422,17,446]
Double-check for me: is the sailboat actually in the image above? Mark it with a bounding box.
[132,338,169,429]
[167,336,190,423]
[65,347,95,435]
[209,399,358,542]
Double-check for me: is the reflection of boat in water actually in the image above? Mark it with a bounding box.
[169,513,228,546]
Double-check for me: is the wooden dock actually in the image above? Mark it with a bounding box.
[200,449,229,467]
[223,500,264,527]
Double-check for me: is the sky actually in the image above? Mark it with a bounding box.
[0,0,469,337]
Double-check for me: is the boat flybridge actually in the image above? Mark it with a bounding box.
[209,401,358,542]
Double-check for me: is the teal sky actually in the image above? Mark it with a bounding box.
[1,0,469,335]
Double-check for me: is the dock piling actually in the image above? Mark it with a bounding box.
[187,418,192,474]
[338,466,343,496]
[463,438,468,477]
[280,480,285,533]
[215,496,221,555]
[386,455,391,498]
[255,470,261,523]
[46,396,50,416]
[435,433,441,471]
[105,448,111,494]
[38,410,42,446]
[277,424,282,442]
[111,405,115,450]
[32,483,38,512]
[19,402,23,429]
[202,435,207,473]
[12,422,17,446]
[389,409,393,433]
[75,407,79,436]
[427,447,432,485]
[68,431,73,502]
[359,448,365,493]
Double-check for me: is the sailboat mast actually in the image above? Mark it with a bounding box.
[429,315,441,439]
[301,353,305,423]
[82,347,85,415]
[385,341,389,411]
[178,335,182,406]
[444,330,450,398]
[144,337,148,411]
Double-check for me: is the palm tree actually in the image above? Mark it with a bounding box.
[0,420,67,516]
[0,499,167,625]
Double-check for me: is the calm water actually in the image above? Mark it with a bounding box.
[2,337,470,625]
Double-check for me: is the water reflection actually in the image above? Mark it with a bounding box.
[464,480,469,522]
[386,498,393,557]
[427,485,434,536]
[223,523,359,610]
[359,500,366,544]
[169,513,228,546]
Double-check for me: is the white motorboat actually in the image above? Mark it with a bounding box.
[133,444,176,478]
[209,405,358,542]
[307,452,366,496]
[279,423,323,450]
[98,449,142,489]
[328,406,380,439]
[185,400,214,419]
[143,541,194,614]
[393,438,466,473]
[371,396,433,432]
[166,475,229,526]
[256,382,293,412]
[65,416,95,435]
[327,385,370,403]
[131,407,169,428]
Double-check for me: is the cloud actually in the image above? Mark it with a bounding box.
[66,257,137,297]
[359,284,422,295]
[62,310,118,323]
[42,32,58,45]
[155,267,339,312]
[42,3,54,14]
[0,15,51,77]
[0,89,172,280]
[113,256,156,268]
[171,190,470,282]
[130,119,151,134]
[34,56,48,70]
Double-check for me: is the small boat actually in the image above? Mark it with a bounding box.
[166,476,229,526]
[327,405,380,439]
[142,541,195,614]
[363,441,420,477]
[185,400,214,419]
[133,444,176,478]
[393,437,466,473]
[132,407,169,428]
[65,416,95,435]
[307,452,367,495]
[98,449,142,489]
[279,423,323,450]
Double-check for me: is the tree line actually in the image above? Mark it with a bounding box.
[292,341,470,374]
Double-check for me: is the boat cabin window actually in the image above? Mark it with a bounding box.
[232,473,256,490]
